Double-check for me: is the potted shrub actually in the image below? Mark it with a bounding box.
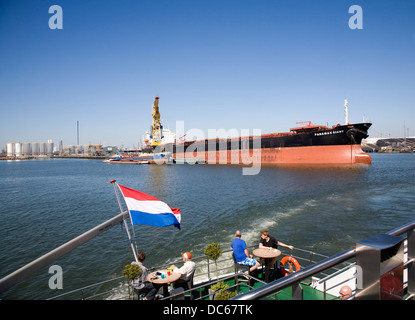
[214,289,237,300]
[208,280,228,300]
[122,263,142,300]
[204,242,222,279]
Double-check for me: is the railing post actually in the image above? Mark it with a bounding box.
[408,228,415,298]
[355,233,404,300]
[292,282,303,300]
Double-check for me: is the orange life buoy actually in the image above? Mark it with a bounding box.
[280,256,301,276]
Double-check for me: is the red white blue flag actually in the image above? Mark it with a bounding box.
[117,184,181,229]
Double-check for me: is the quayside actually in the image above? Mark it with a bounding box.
[1,210,414,301]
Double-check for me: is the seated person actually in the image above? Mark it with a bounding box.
[170,251,196,288]
[133,251,159,300]
[259,230,294,279]
[230,230,260,274]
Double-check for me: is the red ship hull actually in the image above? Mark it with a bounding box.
[170,123,372,165]
[173,144,371,165]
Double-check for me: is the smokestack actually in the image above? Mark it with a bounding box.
[77,121,79,145]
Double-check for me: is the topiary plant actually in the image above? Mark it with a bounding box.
[122,263,142,299]
[204,242,222,279]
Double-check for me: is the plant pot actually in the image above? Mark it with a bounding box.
[208,289,218,300]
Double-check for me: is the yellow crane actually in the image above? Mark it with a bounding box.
[151,96,163,147]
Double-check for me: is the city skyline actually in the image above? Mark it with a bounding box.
[1,1,414,150]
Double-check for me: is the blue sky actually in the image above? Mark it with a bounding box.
[1,0,414,149]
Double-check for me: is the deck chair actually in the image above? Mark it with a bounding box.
[173,269,196,299]
[232,253,251,285]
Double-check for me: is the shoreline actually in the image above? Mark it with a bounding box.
[0,155,107,161]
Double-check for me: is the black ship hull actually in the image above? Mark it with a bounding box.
[169,123,372,165]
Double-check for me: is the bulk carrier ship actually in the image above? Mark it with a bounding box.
[170,100,372,165]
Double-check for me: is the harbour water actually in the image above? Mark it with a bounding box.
[0,153,414,299]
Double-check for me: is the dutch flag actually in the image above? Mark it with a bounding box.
[118,184,181,230]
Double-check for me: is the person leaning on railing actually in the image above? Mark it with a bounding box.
[259,230,294,270]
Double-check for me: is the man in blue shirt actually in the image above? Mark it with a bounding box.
[231,230,260,273]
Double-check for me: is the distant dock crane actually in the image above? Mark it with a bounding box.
[150,96,163,148]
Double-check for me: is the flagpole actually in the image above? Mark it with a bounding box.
[110,179,138,263]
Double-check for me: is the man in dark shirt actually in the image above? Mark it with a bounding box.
[259,230,294,278]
